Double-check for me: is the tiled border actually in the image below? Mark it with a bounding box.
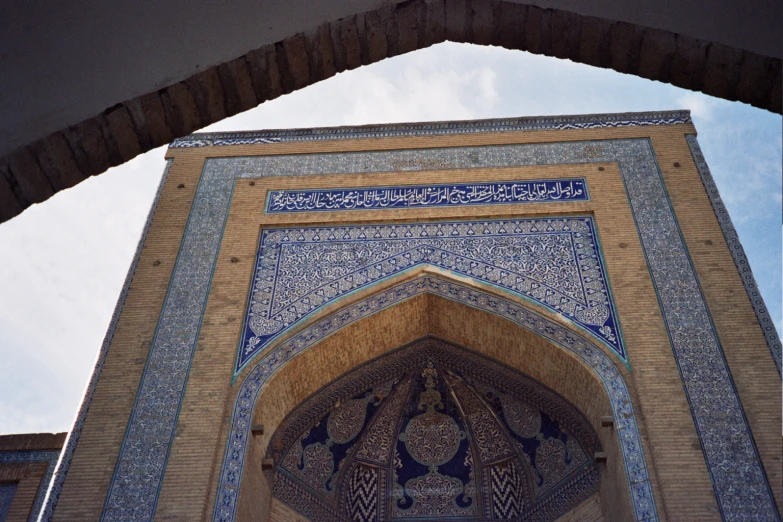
[39,160,173,522]
[170,111,692,148]
[103,135,778,521]
[217,275,656,522]
[0,450,61,522]
[686,134,782,374]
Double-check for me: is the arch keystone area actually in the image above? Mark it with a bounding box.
[1,0,780,222]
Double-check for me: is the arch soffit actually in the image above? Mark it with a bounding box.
[215,273,658,522]
[263,336,605,522]
[3,0,782,224]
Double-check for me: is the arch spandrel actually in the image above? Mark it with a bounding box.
[216,275,656,522]
[234,216,628,377]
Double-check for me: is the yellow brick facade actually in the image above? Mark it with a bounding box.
[49,115,781,522]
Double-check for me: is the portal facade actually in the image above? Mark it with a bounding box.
[42,112,781,521]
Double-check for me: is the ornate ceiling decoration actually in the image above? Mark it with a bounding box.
[267,338,601,521]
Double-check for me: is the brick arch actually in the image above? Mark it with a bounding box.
[1,0,780,224]
[214,274,659,522]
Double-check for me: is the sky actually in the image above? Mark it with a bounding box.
[0,42,780,435]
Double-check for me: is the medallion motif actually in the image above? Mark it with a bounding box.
[79,113,777,522]
[500,393,542,439]
[328,399,370,445]
[398,470,474,518]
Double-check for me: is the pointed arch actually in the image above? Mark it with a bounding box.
[213,274,658,522]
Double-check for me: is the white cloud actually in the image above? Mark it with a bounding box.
[676,91,718,121]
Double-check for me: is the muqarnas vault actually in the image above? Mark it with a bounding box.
[42,112,781,522]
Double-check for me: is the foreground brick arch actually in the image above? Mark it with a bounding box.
[1,0,781,223]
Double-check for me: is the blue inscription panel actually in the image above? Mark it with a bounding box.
[265,179,588,213]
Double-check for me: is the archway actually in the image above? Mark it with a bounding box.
[2,0,780,223]
[214,274,657,522]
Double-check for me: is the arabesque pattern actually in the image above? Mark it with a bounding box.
[238,217,623,372]
[216,275,658,522]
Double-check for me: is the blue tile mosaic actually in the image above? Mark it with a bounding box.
[43,112,778,522]
[39,160,173,522]
[0,450,61,522]
[237,216,624,373]
[267,337,601,521]
[265,179,588,213]
[217,275,657,522]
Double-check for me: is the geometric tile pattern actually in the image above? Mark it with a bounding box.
[237,216,624,372]
[113,131,776,522]
[40,112,775,521]
[216,275,656,522]
[686,134,782,374]
[267,338,600,521]
[0,450,61,522]
[264,178,588,213]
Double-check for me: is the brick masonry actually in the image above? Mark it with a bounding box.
[44,114,781,522]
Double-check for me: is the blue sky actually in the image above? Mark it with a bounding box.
[0,42,780,434]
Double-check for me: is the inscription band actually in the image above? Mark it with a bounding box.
[265,179,588,213]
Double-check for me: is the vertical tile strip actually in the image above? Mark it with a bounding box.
[686,134,781,374]
[39,160,173,522]
[618,139,778,521]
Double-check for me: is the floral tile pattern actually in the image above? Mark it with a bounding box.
[237,216,624,372]
[266,338,600,521]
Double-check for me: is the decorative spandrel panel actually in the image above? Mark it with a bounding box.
[268,338,601,522]
[238,217,624,373]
